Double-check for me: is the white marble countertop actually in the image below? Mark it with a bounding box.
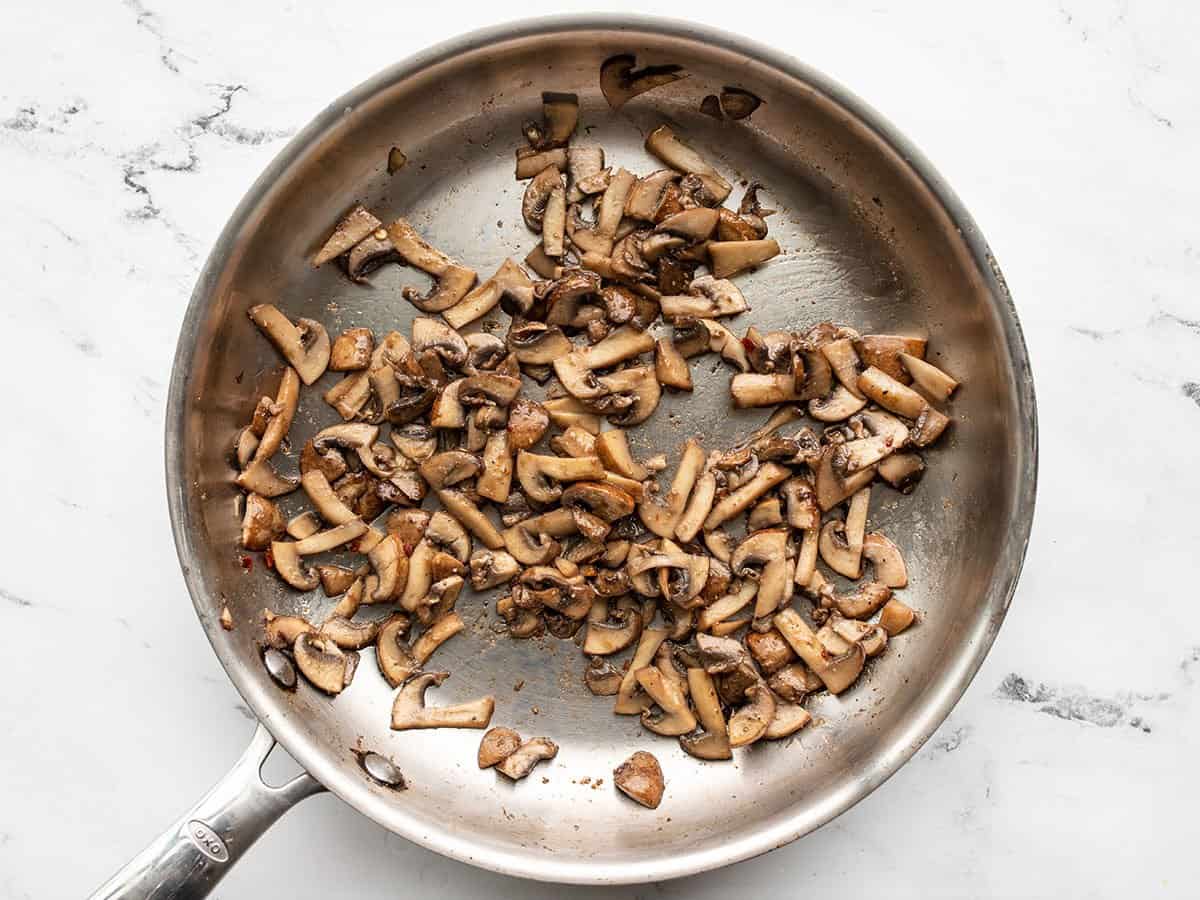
[2,1,1197,897]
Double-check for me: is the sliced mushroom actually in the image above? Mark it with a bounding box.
[909,403,952,447]
[507,321,572,366]
[292,633,353,695]
[635,665,697,736]
[291,519,368,555]
[249,368,300,465]
[583,596,644,655]
[674,470,716,543]
[655,207,719,241]
[240,494,285,550]
[594,428,649,481]
[774,608,866,695]
[445,259,534,330]
[728,682,776,748]
[264,610,314,649]
[522,165,564,232]
[478,727,523,769]
[375,615,417,687]
[746,627,797,675]
[600,54,686,110]
[855,334,927,382]
[901,352,958,402]
[411,611,464,664]
[345,231,398,281]
[639,438,705,538]
[696,581,757,632]
[495,737,559,780]
[730,372,800,407]
[707,239,780,279]
[269,541,318,591]
[613,750,665,808]
[247,305,330,385]
[767,661,823,703]
[419,450,480,489]
[654,337,693,391]
[748,496,783,531]
[764,694,812,740]
[435,488,503,550]
[390,671,495,730]
[387,218,477,313]
[542,396,603,434]
[319,616,380,651]
[612,626,669,715]
[566,145,606,200]
[515,146,568,179]
[825,581,893,620]
[813,444,877,511]
[313,206,382,267]
[584,657,624,696]
[819,517,865,581]
[515,451,604,504]
[879,597,917,635]
[678,667,732,760]
[662,276,747,320]
[644,125,731,204]
[704,462,791,530]
[316,564,357,597]
[793,526,820,588]
[595,366,660,426]
[806,385,867,422]
[624,168,680,220]
[862,532,908,588]
[819,337,864,398]
[411,317,468,371]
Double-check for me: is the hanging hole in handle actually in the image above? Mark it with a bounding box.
[258,740,308,789]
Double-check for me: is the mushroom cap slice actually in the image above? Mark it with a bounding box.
[418,450,481,489]
[293,633,350,695]
[478,727,523,769]
[562,481,637,522]
[728,682,776,748]
[269,542,319,591]
[636,665,698,736]
[313,206,382,267]
[236,458,299,498]
[613,751,665,809]
[808,384,869,423]
[601,55,686,110]
[390,672,495,731]
[879,597,917,636]
[774,609,866,695]
[708,239,780,279]
[241,493,285,550]
[319,616,380,650]
[583,597,644,655]
[516,452,605,504]
[376,615,418,688]
[495,737,559,780]
[862,532,908,588]
[247,305,330,385]
[263,611,315,649]
[764,693,812,740]
[584,657,624,695]
[522,165,564,230]
[411,317,468,370]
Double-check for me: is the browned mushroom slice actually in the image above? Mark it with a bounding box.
[290,519,368,556]
[240,493,285,550]
[515,147,567,179]
[319,616,380,651]
[386,219,476,312]
[818,490,870,579]
[247,305,330,385]
[826,581,893,620]
[729,372,799,408]
[708,239,780,279]
[418,450,480,490]
[645,124,731,203]
[704,461,791,530]
[436,488,504,550]
[746,627,798,675]
[855,334,927,382]
[813,445,876,511]
[496,737,559,780]
[792,526,820,588]
[247,368,300,466]
[445,259,533,331]
[774,608,865,695]
[578,324,656,370]
[313,206,381,267]
[390,672,495,731]
[293,633,352,694]
[516,452,604,504]
[565,145,606,200]
[764,693,812,740]
[662,275,747,320]
[635,665,697,736]
[879,597,917,635]
[268,541,318,591]
[600,54,686,109]
[677,668,731,760]
[655,207,719,242]
[501,398,547,452]
[624,168,680,220]
[613,750,665,808]
[264,610,314,649]
[767,661,823,703]
[728,682,776,748]
[328,328,374,372]
[522,165,564,231]
[478,727,523,769]
[374,615,416,687]
[411,611,464,664]
[501,507,578,566]
[695,581,756,633]
[857,365,927,419]
[584,596,644,655]
[594,428,649,481]
[542,396,602,434]
[909,403,952,447]
[862,532,908,587]
[593,366,660,427]
[652,337,693,391]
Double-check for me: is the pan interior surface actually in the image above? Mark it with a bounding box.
[168,19,1034,885]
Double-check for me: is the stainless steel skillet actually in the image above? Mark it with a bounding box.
[92,14,1036,897]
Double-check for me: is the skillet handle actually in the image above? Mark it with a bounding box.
[89,723,324,900]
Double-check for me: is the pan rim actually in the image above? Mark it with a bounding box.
[165,13,1037,885]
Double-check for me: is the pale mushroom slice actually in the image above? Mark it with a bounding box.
[730,373,802,407]
[655,337,693,391]
[703,461,791,530]
[879,597,917,635]
[862,532,908,588]
[813,444,877,511]
[807,385,868,422]
[293,633,352,695]
[764,693,812,740]
[820,337,865,399]
[312,206,381,267]
[594,429,649,481]
[655,207,720,241]
[291,519,368,556]
[411,611,465,664]
[478,727,523,769]
[250,368,300,464]
[269,541,319,591]
[645,124,731,203]
[660,276,747,319]
[247,305,330,385]
[411,317,468,371]
[436,488,504,550]
[595,366,661,427]
[515,147,567,179]
[696,581,757,632]
[584,596,644,655]
[495,737,559,780]
[728,682,776,748]
[635,665,697,736]
[614,626,670,715]
[601,54,686,110]
[792,526,820,588]
[501,507,578,566]
[543,396,602,434]
[386,218,477,313]
[639,438,705,537]
[566,145,606,200]
[901,352,959,402]
[390,672,495,731]
[674,470,717,542]
[367,533,407,602]
[445,259,534,330]
[818,487,870,578]
[708,239,780,279]
[613,750,665,808]
[300,469,357,526]
[855,334,927,382]
[418,450,481,490]
[375,614,417,688]
[578,324,656,370]
[774,609,866,695]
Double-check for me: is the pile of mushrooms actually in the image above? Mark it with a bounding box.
[235,90,959,769]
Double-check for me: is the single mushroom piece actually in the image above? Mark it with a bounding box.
[317,564,358,597]
[879,597,917,635]
[624,168,680,220]
[436,488,504,550]
[857,365,928,419]
[293,633,352,695]
[728,682,776,748]
[515,147,568,179]
[247,305,330,385]
[679,667,732,760]
[411,317,468,370]
[515,451,604,504]
[387,218,477,313]
[319,616,380,651]
[636,665,698,736]
[390,672,495,731]
[820,337,865,398]
[250,368,300,464]
[595,366,661,426]
[901,352,959,402]
[419,450,481,489]
[477,727,523,769]
[655,207,720,241]
[764,693,812,740]
[825,581,893,620]
[567,146,606,200]
[855,334,927,382]
[613,751,665,809]
[375,615,418,688]
[807,385,868,422]
[240,493,285,550]
[522,165,565,231]
[583,596,644,655]
[767,662,823,703]
[862,532,908,588]
[505,398,549,451]
[707,239,781,279]
[585,657,624,695]
[654,337,693,391]
[495,737,559,780]
[600,54,686,110]
[507,321,572,365]
[313,206,382,267]
[730,372,800,407]
[674,470,716,542]
[746,627,798,675]
[696,581,757,632]
[704,461,791,530]
[595,428,649,481]
[445,259,534,330]
[638,438,705,538]
[660,275,747,319]
[269,541,319,591]
[644,124,731,204]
